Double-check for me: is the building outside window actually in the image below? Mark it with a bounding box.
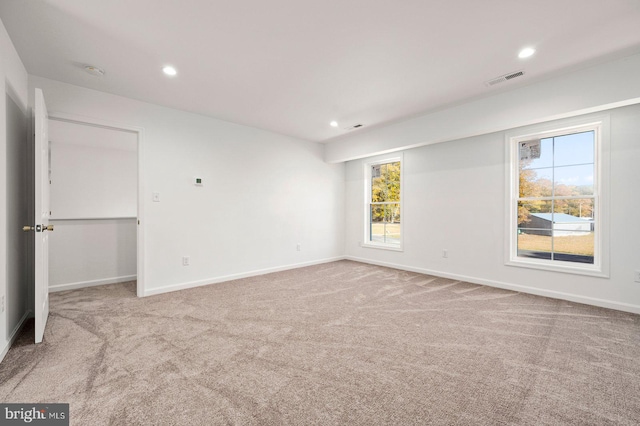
[507,118,608,276]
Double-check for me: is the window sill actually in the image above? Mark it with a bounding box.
[505,257,609,278]
[361,242,403,252]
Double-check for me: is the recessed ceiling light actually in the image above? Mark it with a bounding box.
[84,65,105,77]
[518,47,536,59]
[162,66,177,76]
[330,121,338,127]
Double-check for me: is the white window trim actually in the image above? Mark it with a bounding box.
[504,115,610,278]
[363,155,404,251]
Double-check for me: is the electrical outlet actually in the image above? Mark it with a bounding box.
[0,295,4,313]
[296,243,301,251]
[635,270,640,283]
[442,249,448,258]
[182,256,190,266]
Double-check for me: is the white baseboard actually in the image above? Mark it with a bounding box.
[0,310,31,364]
[143,257,345,297]
[50,275,137,292]
[345,256,640,315]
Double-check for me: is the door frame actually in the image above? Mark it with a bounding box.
[47,112,146,297]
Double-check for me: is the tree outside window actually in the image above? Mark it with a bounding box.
[369,161,401,246]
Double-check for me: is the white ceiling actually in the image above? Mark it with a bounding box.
[1,0,640,143]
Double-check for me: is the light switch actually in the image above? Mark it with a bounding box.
[152,192,160,202]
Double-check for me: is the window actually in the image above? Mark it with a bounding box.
[364,157,402,250]
[507,119,608,276]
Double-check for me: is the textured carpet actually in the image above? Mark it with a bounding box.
[1,260,639,425]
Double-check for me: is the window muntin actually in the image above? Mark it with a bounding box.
[510,123,603,272]
[365,159,402,249]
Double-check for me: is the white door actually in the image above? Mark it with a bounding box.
[34,88,51,343]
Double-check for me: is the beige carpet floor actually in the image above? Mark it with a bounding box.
[1,260,639,425]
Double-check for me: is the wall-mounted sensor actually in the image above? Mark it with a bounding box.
[194,177,203,186]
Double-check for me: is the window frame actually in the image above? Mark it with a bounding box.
[363,155,404,251]
[505,116,610,277]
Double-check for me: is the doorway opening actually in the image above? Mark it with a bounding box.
[47,116,144,297]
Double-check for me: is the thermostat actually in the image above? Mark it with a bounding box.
[194,177,203,186]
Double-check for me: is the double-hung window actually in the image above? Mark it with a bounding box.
[364,157,402,250]
[507,118,608,276]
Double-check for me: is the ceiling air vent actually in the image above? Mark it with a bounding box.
[343,123,364,131]
[485,70,525,87]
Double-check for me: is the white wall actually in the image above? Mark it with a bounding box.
[345,105,640,313]
[0,17,30,362]
[49,219,137,291]
[29,75,345,296]
[49,119,137,219]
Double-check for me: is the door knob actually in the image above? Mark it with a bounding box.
[22,225,54,232]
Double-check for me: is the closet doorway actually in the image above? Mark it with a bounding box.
[47,116,144,296]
